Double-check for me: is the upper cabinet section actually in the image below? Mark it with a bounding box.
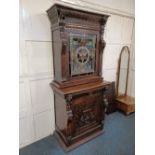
[47,4,109,88]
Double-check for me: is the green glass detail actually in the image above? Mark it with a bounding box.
[70,33,96,76]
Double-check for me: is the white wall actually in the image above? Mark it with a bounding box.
[127,22,135,97]
[19,0,135,148]
[19,0,55,148]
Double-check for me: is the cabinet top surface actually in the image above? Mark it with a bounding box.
[52,81,111,95]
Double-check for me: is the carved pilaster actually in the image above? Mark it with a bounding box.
[100,16,109,51]
[59,13,67,55]
[99,16,109,76]
[59,15,69,81]
[65,94,74,144]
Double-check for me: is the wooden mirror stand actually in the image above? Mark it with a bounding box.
[115,46,135,115]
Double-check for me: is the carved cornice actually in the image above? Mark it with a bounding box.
[47,4,110,26]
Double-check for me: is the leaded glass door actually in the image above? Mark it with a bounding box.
[69,33,97,76]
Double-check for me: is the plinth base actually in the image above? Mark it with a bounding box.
[54,129,104,152]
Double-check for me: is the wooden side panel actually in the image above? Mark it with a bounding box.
[52,30,62,82]
[60,28,70,82]
[55,94,68,132]
[104,82,116,114]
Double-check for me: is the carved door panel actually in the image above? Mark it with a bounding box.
[70,91,103,136]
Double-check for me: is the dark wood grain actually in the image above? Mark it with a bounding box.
[47,4,110,152]
[52,82,107,151]
[47,4,109,88]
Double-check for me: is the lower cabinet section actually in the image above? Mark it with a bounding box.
[51,81,110,151]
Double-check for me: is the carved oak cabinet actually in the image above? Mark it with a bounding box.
[47,4,110,151]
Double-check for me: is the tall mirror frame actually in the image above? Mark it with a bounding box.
[116,46,130,96]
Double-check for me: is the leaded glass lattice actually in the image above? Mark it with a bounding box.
[70,33,96,76]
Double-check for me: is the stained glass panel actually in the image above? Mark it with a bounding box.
[70,33,96,76]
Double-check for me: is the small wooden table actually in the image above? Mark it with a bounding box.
[116,96,135,115]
